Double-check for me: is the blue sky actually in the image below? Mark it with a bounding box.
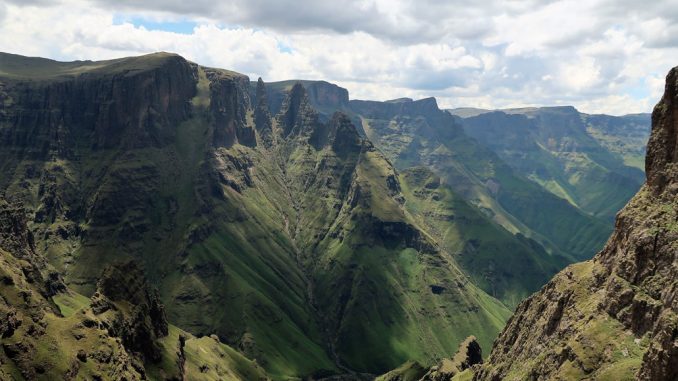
[113,15,198,35]
[1,0,677,115]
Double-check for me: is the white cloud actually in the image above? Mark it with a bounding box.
[0,0,676,115]
[558,57,602,92]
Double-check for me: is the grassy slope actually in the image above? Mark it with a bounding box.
[399,167,568,307]
[52,292,270,381]
[496,261,648,381]
[305,147,511,373]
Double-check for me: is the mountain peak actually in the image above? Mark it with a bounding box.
[325,111,362,155]
[277,82,317,138]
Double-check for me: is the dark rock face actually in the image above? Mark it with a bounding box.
[259,80,350,116]
[278,83,322,138]
[254,78,274,147]
[327,112,363,157]
[91,261,169,362]
[0,201,37,260]
[309,112,363,154]
[474,66,678,381]
[208,68,256,148]
[368,218,437,253]
[0,54,196,156]
[350,97,441,121]
[304,80,350,110]
[0,305,20,338]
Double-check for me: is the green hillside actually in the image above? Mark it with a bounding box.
[458,107,648,221]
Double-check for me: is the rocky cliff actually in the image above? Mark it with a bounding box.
[472,66,678,381]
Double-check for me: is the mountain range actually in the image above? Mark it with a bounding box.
[0,51,656,380]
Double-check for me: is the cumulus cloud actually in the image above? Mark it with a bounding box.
[0,0,676,115]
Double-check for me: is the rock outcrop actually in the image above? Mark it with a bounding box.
[375,336,483,381]
[254,78,274,147]
[473,66,678,381]
[90,260,169,363]
[421,336,483,381]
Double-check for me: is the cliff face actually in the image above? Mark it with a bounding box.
[0,53,196,158]
[256,79,349,115]
[474,67,678,381]
[207,67,256,148]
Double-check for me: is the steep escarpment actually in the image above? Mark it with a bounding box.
[0,52,196,157]
[473,66,678,381]
[207,67,256,148]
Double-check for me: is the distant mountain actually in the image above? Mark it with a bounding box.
[348,98,612,262]
[262,83,619,262]
[453,107,650,221]
[583,112,650,170]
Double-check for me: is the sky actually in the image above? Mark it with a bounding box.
[1,0,676,115]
